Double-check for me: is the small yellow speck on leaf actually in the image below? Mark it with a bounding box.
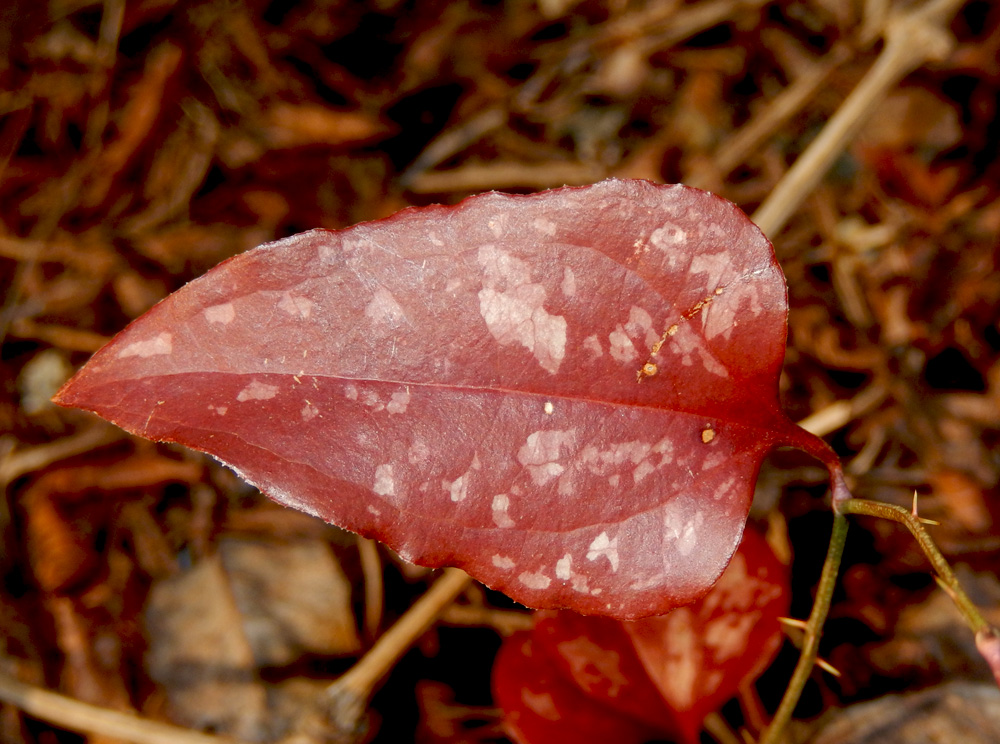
[701,427,715,443]
[636,361,659,382]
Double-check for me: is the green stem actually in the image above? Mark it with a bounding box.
[758,512,849,744]
[837,498,991,634]
[759,490,998,744]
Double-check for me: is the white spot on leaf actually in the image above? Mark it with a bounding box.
[492,494,516,528]
[479,288,567,374]
[477,245,566,374]
[300,402,319,421]
[650,221,688,251]
[518,571,551,590]
[237,380,279,402]
[373,464,395,497]
[557,637,628,697]
[702,669,725,696]
[628,305,661,348]
[522,689,559,720]
[653,436,674,466]
[444,473,468,502]
[532,217,557,236]
[632,460,655,483]
[386,390,410,414]
[714,476,736,501]
[580,441,652,475]
[690,250,736,291]
[555,554,572,580]
[663,501,704,557]
[704,281,764,340]
[408,439,430,465]
[702,552,783,615]
[672,325,729,377]
[118,332,173,359]
[704,612,759,663]
[361,390,383,411]
[608,326,637,362]
[365,287,406,326]
[204,303,235,325]
[278,292,314,319]
[561,266,576,297]
[658,608,699,709]
[517,429,577,486]
[492,554,516,570]
[624,306,653,338]
[702,451,726,470]
[321,236,373,265]
[586,531,619,572]
[583,334,603,358]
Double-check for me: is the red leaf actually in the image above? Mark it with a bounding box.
[493,527,790,744]
[491,631,660,744]
[54,179,836,617]
[530,611,677,733]
[623,525,789,743]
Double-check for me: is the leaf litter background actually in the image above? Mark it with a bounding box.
[2,1,1000,743]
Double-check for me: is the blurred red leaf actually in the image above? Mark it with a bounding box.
[54,178,836,618]
[492,631,660,744]
[623,526,790,743]
[493,527,790,744]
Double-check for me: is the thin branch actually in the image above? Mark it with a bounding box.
[837,498,992,634]
[796,382,887,438]
[761,491,1000,744]
[0,424,121,487]
[752,0,963,238]
[759,512,849,744]
[687,43,851,191]
[325,567,471,736]
[357,537,384,641]
[0,668,239,744]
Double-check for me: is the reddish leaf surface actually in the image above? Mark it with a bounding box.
[623,525,789,742]
[493,527,790,744]
[492,631,660,744]
[530,610,677,732]
[55,178,836,617]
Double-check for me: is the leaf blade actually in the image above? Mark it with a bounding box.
[56,179,826,617]
[493,527,791,744]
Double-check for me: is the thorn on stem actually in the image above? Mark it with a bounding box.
[816,657,842,677]
[778,616,809,631]
[912,489,941,526]
[933,574,960,602]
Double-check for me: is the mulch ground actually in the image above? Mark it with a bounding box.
[1,1,999,743]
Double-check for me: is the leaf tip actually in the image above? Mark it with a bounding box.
[50,374,81,409]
